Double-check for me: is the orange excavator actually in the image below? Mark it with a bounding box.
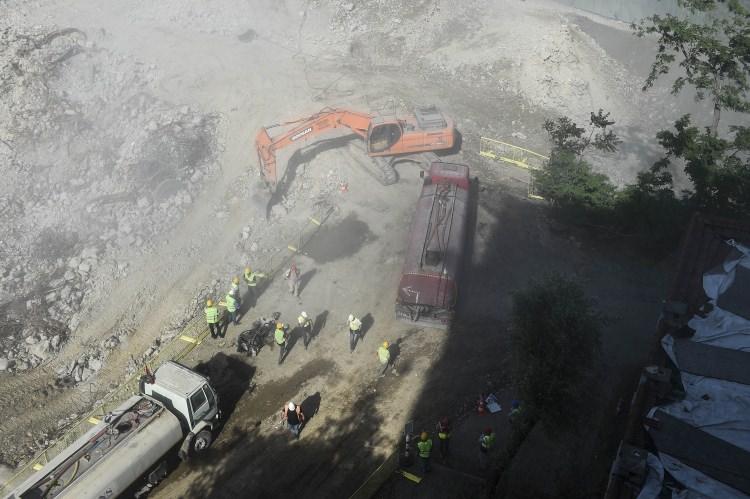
[255,106,457,191]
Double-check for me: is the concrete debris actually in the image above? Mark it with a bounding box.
[0,23,220,376]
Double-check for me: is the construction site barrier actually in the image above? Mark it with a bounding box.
[479,136,548,200]
[0,204,334,495]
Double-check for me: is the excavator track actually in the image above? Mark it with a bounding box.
[344,142,443,186]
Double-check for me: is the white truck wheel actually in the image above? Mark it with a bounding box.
[191,430,213,454]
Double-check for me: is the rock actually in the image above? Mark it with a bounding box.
[29,339,50,360]
[16,361,29,371]
[81,247,98,259]
[78,262,90,273]
[45,291,57,303]
[105,335,120,349]
[68,257,81,269]
[343,2,355,11]
[249,242,259,252]
[25,335,39,345]
[270,204,287,218]
[88,358,102,372]
[80,368,93,381]
[60,286,71,300]
[50,335,61,350]
[64,270,76,281]
[0,358,8,371]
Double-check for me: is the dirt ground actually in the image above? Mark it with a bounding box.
[0,0,691,496]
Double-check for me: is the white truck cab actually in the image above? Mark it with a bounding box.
[6,361,220,499]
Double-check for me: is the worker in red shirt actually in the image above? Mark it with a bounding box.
[285,261,301,297]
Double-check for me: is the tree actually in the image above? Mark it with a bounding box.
[534,151,617,214]
[511,275,602,434]
[653,114,750,215]
[634,0,750,136]
[542,109,622,155]
[535,110,621,216]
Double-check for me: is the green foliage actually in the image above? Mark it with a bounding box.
[534,151,616,215]
[655,115,750,216]
[511,274,602,434]
[542,109,622,155]
[633,0,750,134]
[537,112,689,254]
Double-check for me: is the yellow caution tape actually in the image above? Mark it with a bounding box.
[287,245,298,252]
[179,335,198,344]
[395,469,421,483]
[309,217,321,226]
[87,417,101,425]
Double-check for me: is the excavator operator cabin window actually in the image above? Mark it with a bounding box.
[369,123,402,153]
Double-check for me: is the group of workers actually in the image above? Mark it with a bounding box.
[203,262,395,373]
[415,418,497,473]
[201,261,508,474]
[204,265,265,339]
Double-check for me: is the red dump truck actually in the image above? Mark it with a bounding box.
[395,161,471,328]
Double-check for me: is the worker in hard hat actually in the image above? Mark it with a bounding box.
[244,266,266,301]
[347,314,362,353]
[297,311,313,350]
[275,322,289,365]
[282,401,305,439]
[219,288,239,326]
[230,276,242,310]
[284,261,301,297]
[479,427,496,469]
[204,299,221,339]
[436,416,452,462]
[377,340,391,376]
[417,431,433,473]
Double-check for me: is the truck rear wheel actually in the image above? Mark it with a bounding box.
[191,430,213,454]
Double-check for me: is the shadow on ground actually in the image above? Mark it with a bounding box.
[374,188,667,498]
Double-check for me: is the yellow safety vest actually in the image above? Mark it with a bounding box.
[224,294,237,312]
[204,306,219,324]
[378,346,390,364]
[275,328,286,345]
[417,439,432,458]
[349,319,362,331]
[245,270,263,287]
[298,316,312,328]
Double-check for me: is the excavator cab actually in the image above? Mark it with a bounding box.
[368,121,403,153]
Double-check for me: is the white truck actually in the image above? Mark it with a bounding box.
[7,361,221,499]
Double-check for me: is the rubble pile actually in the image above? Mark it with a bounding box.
[0,25,220,373]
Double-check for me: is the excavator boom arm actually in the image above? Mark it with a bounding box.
[255,108,373,188]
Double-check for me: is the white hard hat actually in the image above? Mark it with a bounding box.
[348,314,354,322]
[288,402,295,411]
[301,311,308,319]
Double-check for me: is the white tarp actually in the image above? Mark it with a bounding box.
[659,451,749,499]
[649,240,750,498]
[636,452,664,499]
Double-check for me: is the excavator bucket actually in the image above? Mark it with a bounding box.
[255,127,278,190]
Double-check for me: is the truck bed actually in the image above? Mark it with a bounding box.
[10,395,182,499]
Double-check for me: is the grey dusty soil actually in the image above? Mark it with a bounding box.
[0,0,689,496]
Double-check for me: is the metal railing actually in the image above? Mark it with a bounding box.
[479,137,549,199]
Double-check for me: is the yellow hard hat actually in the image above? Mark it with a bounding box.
[232,276,240,284]
[206,299,213,307]
[420,432,428,441]
[382,341,389,348]
[276,322,284,329]
[245,266,251,273]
